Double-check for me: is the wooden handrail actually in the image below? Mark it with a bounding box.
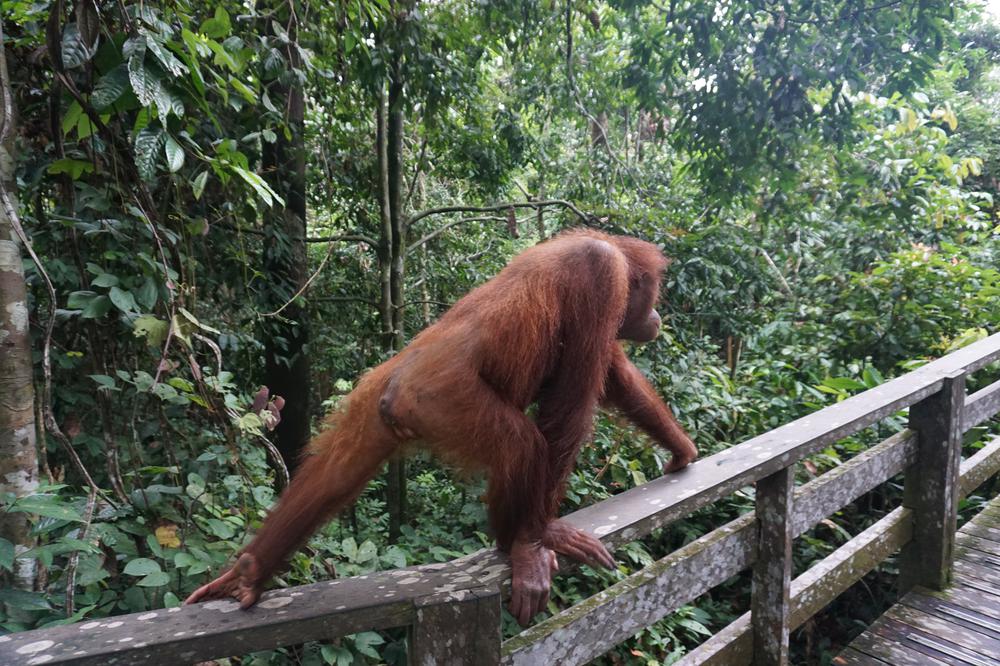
[4,332,1000,665]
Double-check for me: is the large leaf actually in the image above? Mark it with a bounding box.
[7,495,85,522]
[0,537,14,571]
[109,286,139,313]
[164,135,185,173]
[232,166,284,207]
[76,0,101,49]
[134,125,165,180]
[61,23,95,69]
[123,557,161,576]
[145,34,188,77]
[91,64,130,110]
[127,43,164,108]
[192,170,208,200]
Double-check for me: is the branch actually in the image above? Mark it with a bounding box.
[406,199,590,229]
[406,216,504,253]
[213,222,377,248]
[260,234,338,317]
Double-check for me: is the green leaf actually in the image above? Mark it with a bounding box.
[0,588,53,611]
[135,125,165,180]
[136,277,158,310]
[47,158,94,180]
[61,23,95,69]
[61,102,83,136]
[200,7,232,39]
[132,315,169,347]
[0,537,14,571]
[123,557,161,576]
[91,273,119,288]
[144,34,188,77]
[82,295,112,319]
[819,377,867,391]
[128,47,164,108]
[192,170,209,200]
[109,286,139,313]
[88,374,117,390]
[138,571,171,587]
[92,65,130,110]
[232,166,284,207]
[8,495,84,522]
[352,632,384,659]
[164,135,185,173]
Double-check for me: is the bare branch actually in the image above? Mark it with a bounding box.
[406,199,590,229]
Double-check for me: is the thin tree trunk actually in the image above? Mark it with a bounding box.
[260,3,311,470]
[0,24,39,594]
[385,54,407,543]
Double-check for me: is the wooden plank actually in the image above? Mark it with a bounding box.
[0,562,465,666]
[868,616,995,666]
[964,379,1000,432]
[500,514,755,666]
[852,622,949,665]
[958,436,1000,499]
[953,571,1000,597]
[564,333,1000,552]
[790,430,916,537]
[956,544,1000,570]
[752,467,793,666]
[887,604,1000,663]
[659,427,997,666]
[901,371,965,591]
[957,532,1000,557]
[919,584,1000,622]
[409,586,501,666]
[899,592,1000,640]
[955,559,1000,588]
[677,507,912,666]
[959,522,1000,545]
[833,647,892,665]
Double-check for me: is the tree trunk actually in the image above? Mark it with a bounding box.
[384,55,408,543]
[0,28,39,593]
[260,4,311,471]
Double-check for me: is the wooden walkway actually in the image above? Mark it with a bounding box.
[835,494,1000,665]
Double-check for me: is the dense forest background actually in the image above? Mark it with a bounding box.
[2,0,1000,663]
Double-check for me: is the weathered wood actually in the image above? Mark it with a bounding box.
[867,616,982,666]
[885,604,1000,662]
[0,563,460,665]
[955,557,1000,588]
[958,435,1000,499]
[832,647,891,665]
[7,334,1000,665]
[500,514,756,666]
[409,586,501,666]
[963,378,1000,432]
[898,591,1000,640]
[790,429,916,537]
[961,521,1000,545]
[922,583,1000,622]
[678,507,912,666]
[564,332,1000,552]
[900,371,965,592]
[953,571,1000,597]
[851,620,950,665]
[752,467,793,666]
[957,531,1000,557]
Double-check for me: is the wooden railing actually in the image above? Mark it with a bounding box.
[5,333,1000,665]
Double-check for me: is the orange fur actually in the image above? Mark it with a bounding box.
[223,229,694,587]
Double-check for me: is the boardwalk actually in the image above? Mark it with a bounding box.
[836,493,1000,665]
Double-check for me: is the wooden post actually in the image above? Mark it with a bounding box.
[409,586,501,666]
[900,370,965,592]
[752,466,793,666]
